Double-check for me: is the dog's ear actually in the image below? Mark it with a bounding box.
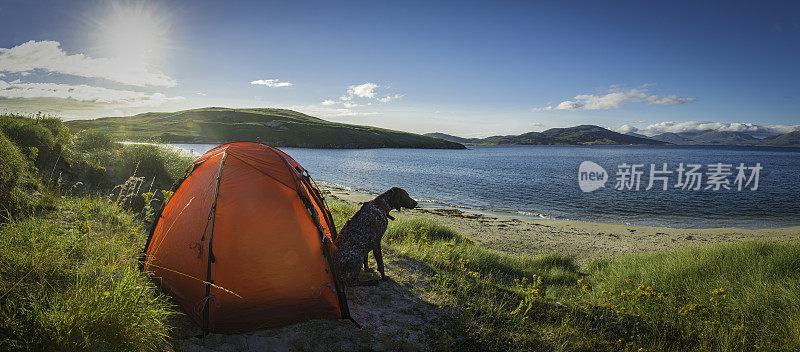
[388,187,403,211]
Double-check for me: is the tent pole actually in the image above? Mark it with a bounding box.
[299,177,355,323]
[199,151,227,338]
[139,163,197,271]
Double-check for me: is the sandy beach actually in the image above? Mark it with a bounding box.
[323,186,800,264]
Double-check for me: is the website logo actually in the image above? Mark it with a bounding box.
[578,161,607,192]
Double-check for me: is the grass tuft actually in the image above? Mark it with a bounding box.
[0,196,174,351]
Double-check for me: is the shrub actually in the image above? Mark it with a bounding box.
[0,114,69,170]
[113,144,191,190]
[0,130,27,210]
[73,129,116,151]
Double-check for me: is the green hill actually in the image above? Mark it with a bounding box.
[428,125,667,145]
[66,108,466,149]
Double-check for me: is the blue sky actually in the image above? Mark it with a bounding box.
[0,0,798,137]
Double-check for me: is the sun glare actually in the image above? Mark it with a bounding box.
[94,2,170,65]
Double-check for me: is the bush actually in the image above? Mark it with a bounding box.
[0,130,27,210]
[73,129,116,151]
[0,114,69,170]
[114,144,190,190]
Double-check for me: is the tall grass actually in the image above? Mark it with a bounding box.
[586,241,800,351]
[0,196,174,351]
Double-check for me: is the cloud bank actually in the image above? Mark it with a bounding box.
[617,121,800,137]
[0,80,183,108]
[534,85,696,111]
[0,40,176,87]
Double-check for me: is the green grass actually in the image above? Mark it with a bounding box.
[327,197,800,351]
[65,107,466,149]
[585,241,800,351]
[0,196,174,351]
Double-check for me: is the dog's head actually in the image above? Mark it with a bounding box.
[387,187,417,211]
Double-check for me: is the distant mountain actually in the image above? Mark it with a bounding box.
[424,133,478,144]
[690,131,760,145]
[647,130,800,147]
[624,132,650,139]
[650,132,693,144]
[650,131,761,145]
[760,131,800,147]
[66,108,466,149]
[428,125,667,146]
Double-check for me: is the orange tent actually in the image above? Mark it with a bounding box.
[140,142,350,334]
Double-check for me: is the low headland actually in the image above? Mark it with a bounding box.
[2,113,799,351]
[65,108,466,149]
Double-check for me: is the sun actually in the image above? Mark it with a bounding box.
[93,2,170,65]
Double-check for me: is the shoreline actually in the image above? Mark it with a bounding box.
[320,185,800,264]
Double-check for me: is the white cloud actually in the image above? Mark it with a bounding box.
[617,124,639,134]
[346,82,378,98]
[534,85,696,111]
[321,99,361,107]
[337,83,401,102]
[614,121,800,138]
[289,104,379,117]
[377,94,404,103]
[250,79,293,87]
[320,82,402,115]
[0,40,176,87]
[0,80,183,108]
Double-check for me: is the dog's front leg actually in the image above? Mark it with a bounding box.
[362,253,374,272]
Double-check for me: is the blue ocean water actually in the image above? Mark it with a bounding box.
[172,144,800,229]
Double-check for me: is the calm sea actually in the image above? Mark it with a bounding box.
[171,144,800,229]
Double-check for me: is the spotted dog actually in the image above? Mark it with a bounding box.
[334,187,418,286]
